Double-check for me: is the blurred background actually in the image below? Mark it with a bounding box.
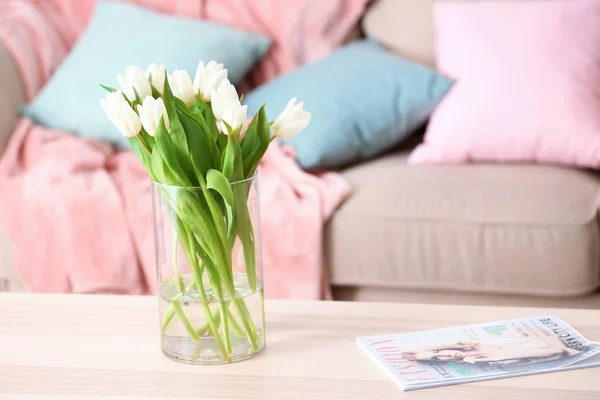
[1,0,599,310]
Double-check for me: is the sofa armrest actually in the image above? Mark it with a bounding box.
[0,41,26,156]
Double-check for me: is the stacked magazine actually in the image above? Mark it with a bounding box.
[357,315,600,391]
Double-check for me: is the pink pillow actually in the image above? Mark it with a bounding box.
[409,0,600,167]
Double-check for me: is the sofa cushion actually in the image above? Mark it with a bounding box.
[410,0,600,169]
[326,149,600,296]
[243,40,453,170]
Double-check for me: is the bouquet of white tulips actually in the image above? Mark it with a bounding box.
[100,61,310,364]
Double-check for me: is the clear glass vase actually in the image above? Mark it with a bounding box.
[152,175,265,364]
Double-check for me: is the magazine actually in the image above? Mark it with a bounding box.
[357,315,600,391]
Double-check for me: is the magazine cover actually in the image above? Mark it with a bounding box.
[357,315,600,391]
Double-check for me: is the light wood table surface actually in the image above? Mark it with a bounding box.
[1,293,599,399]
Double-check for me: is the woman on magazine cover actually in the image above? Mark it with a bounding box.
[404,330,582,366]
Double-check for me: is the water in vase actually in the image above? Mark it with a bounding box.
[159,274,265,364]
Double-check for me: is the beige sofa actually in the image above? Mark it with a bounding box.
[1,0,600,308]
[329,0,600,308]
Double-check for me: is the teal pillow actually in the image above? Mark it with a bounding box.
[243,40,454,169]
[22,1,271,149]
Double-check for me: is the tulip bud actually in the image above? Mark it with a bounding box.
[117,66,152,101]
[99,91,142,137]
[273,97,311,140]
[168,70,196,107]
[145,63,166,95]
[221,103,248,134]
[210,79,240,121]
[193,61,227,102]
[136,96,169,136]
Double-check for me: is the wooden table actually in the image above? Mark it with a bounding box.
[1,294,599,399]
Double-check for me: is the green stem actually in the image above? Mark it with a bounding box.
[179,221,230,361]
[226,304,244,337]
[187,232,232,355]
[171,302,201,343]
[181,200,233,299]
[240,229,256,291]
[220,301,232,354]
[232,182,257,291]
[160,282,195,337]
[161,306,176,337]
[196,302,243,338]
[199,182,233,279]
[172,232,184,293]
[197,306,221,336]
[195,275,229,360]
[189,230,256,350]
[161,190,260,357]
[232,298,259,351]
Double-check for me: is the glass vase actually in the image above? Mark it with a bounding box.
[152,174,265,364]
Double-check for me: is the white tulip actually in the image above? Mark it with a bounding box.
[145,63,166,94]
[136,96,169,136]
[117,66,152,101]
[210,79,240,121]
[273,97,311,140]
[99,91,142,137]
[193,61,227,102]
[168,70,196,107]
[221,103,247,134]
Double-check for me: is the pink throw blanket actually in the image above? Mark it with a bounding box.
[0,0,358,299]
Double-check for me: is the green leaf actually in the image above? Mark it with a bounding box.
[147,75,162,99]
[151,86,162,98]
[160,70,182,135]
[221,120,233,137]
[256,104,271,143]
[193,97,219,142]
[169,100,190,155]
[153,117,191,186]
[207,169,235,236]
[175,98,220,179]
[240,115,259,176]
[217,132,228,153]
[150,142,167,184]
[132,87,143,106]
[166,106,198,185]
[221,134,237,180]
[100,84,117,93]
[159,76,198,185]
[228,136,257,290]
[120,91,131,104]
[242,104,270,178]
[139,131,155,152]
[127,136,153,177]
[207,169,234,208]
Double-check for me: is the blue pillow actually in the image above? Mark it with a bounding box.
[243,40,454,169]
[22,1,271,149]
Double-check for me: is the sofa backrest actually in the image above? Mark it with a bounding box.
[363,0,478,67]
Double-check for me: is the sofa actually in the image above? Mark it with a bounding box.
[1,0,599,308]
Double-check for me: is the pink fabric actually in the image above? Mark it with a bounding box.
[0,0,356,298]
[0,121,350,298]
[0,0,367,100]
[409,0,600,167]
